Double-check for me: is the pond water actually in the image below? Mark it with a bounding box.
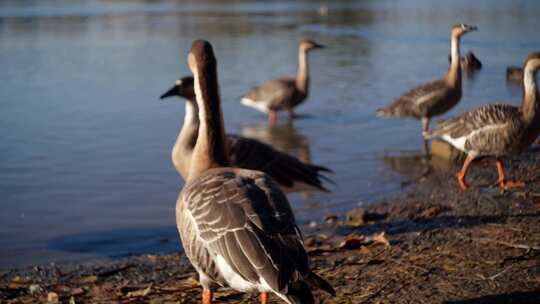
[1,0,539,269]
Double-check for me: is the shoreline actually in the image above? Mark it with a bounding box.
[2,152,539,303]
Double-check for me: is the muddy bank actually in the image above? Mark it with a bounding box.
[1,152,540,303]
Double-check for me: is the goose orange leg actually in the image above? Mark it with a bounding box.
[457,155,475,190]
[260,292,269,304]
[495,158,525,189]
[268,111,276,126]
[202,289,213,304]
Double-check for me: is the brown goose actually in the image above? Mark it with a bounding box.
[506,66,523,84]
[240,40,324,125]
[160,76,332,192]
[429,51,540,190]
[448,51,482,74]
[462,51,482,71]
[177,40,334,304]
[377,24,477,145]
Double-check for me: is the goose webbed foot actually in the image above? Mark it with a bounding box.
[495,158,525,190]
[498,179,526,190]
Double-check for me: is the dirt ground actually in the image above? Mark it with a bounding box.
[1,151,539,304]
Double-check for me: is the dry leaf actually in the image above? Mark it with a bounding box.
[80,275,97,283]
[338,234,367,250]
[70,287,85,296]
[126,284,152,298]
[370,232,390,247]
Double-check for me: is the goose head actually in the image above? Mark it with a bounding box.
[299,39,325,52]
[451,24,477,38]
[524,51,540,74]
[160,77,195,101]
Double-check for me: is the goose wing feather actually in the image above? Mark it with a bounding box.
[379,79,451,118]
[431,104,523,154]
[243,78,297,110]
[227,135,332,191]
[180,168,309,292]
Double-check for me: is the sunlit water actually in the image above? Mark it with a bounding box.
[1,0,539,269]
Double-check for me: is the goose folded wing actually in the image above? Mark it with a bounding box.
[227,135,331,191]
[386,80,447,117]
[432,104,521,139]
[245,79,296,108]
[183,170,309,292]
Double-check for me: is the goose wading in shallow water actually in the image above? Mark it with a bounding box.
[176,40,335,304]
[240,39,324,125]
[451,51,482,75]
[377,24,477,149]
[507,66,523,84]
[429,51,540,190]
[160,76,333,192]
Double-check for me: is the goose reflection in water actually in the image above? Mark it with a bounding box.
[241,120,312,162]
[382,150,460,188]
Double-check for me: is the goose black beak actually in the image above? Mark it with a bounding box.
[314,43,326,49]
[160,85,179,100]
[466,25,478,32]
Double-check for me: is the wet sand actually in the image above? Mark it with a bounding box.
[1,151,539,303]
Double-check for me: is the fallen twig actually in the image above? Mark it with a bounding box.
[470,237,540,252]
[97,264,134,278]
[476,266,512,281]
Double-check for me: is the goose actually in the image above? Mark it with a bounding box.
[448,51,482,74]
[240,40,324,125]
[461,51,482,74]
[377,24,477,147]
[176,40,335,304]
[429,51,540,190]
[506,66,523,84]
[160,76,332,192]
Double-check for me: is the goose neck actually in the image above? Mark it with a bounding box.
[522,68,539,125]
[188,68,230,181]
[296,48,309,94]
[446,35,462,88]
[172,99,199,179]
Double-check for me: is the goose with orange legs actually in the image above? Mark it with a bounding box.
[429,51,540,190]
[176,40,334,304]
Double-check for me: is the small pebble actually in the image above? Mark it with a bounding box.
[29,284,42,295]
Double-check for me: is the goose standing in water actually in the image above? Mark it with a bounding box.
[462,51,482,71]
[429,51,540,190]
[177,40,334,304]
[160,76,332,192]
[377,24,477,149]
[506,66,523,84]
[240,40,324,125]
